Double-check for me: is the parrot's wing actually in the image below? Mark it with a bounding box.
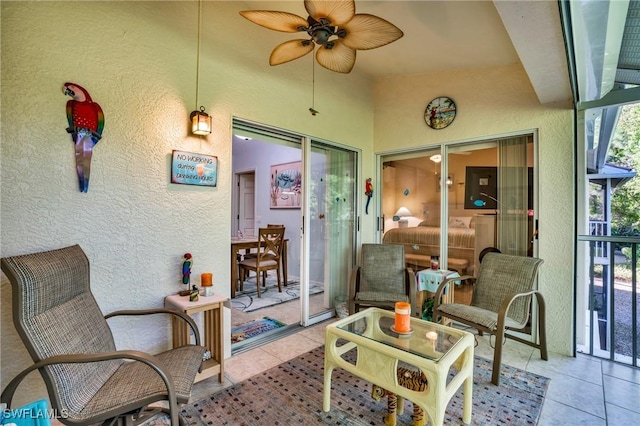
[94,102,105,137]
[66,100,74,130]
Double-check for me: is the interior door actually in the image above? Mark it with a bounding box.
[238,172,255,237]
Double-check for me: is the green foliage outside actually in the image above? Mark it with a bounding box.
[608,103,640,237]
[588,103,640,282]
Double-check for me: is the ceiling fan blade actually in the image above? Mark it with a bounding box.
[341,14,404,50]
[304,0,355,26]
[315,40,356,73]
[239,10,308,33]
[270,39,314,65]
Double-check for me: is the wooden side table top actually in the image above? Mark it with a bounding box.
[165,293,228,312]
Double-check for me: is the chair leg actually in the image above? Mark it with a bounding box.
[536,292,549,360]
[256,268,261,298]
[492,327,506,385]
[238,266,244,291]
[276,268,282,292]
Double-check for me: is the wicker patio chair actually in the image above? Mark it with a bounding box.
[348,243,418,316]
[433,252,547,385]
[1,244,206,426]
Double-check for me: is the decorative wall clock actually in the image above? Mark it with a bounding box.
[424,96,456,129]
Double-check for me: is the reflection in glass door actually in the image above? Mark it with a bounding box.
[302,140,358,326]
[379,136,536,313]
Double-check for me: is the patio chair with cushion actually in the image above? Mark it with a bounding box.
[1,244,206,425]
[348,243,418,316]
[433,252,547,385]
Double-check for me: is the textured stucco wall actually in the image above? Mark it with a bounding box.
[0,1,373,406]
[1,0,575,409]
[373,65,575,354]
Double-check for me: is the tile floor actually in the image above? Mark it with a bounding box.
[195,296,640,425]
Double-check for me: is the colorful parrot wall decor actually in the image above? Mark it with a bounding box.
[63,82,105,193]
[365,178,373,214]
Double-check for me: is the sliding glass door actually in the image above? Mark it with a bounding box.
[303,139,358,325]
[231,119,358,333]
[379,133,537,310]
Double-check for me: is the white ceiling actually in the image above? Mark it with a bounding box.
[239,0,573,104]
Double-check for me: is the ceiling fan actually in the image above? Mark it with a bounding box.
[239,0,404,74]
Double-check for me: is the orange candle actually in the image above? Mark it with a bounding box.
[201,272,212,287]
[394,302,411,333]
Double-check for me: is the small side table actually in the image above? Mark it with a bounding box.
[164,293,228,383]
[416,269,460,323]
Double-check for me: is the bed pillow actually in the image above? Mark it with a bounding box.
[448,216,472,229]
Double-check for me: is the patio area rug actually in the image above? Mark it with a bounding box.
[177,345,550,425]
[230,317,286,344]
[231,274,323,313]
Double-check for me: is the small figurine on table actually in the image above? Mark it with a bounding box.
[182,253,193,286]
[189,284,199,302]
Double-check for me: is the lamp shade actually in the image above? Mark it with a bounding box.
[429,154,442,163]
[394,206,412,217]
[191,107,212,135]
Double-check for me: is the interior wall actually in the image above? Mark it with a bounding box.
[0,1,374,407]
[373,64,574,354]
[232,138,302,278]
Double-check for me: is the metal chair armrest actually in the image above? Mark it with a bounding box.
[433,275,476,317]
[105,308,202,346]
[496,289,539,329]
[405,267,419,316]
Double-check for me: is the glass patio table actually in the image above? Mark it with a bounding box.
[323,307,474,426]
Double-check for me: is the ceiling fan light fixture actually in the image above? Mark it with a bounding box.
[240,0,403,73]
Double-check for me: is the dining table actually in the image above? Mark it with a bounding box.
[230,236,288,298]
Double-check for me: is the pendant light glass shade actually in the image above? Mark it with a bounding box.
[191,106,212,135]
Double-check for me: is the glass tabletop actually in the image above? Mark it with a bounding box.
[335,308,463,362]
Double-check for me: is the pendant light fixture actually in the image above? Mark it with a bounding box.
[190,0,211,136]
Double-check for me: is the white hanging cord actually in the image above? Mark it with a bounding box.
[195,0,202,111]
[312,57,315,108]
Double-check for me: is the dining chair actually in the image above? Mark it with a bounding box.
[433,252,547,385]
[239,224,285,285]
[237,227,285,298]
[1,244,206,425]
[348,243,418,316]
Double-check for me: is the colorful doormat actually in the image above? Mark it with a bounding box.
[230,317,286,344]
[177,345,550,425]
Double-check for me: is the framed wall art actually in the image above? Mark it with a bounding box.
[464,166,497,209]
[270,161,301,208]
[171,150,218,187]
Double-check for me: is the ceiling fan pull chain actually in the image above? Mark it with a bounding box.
[309,53,319,116]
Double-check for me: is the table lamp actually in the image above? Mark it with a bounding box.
[394,207,412,228]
